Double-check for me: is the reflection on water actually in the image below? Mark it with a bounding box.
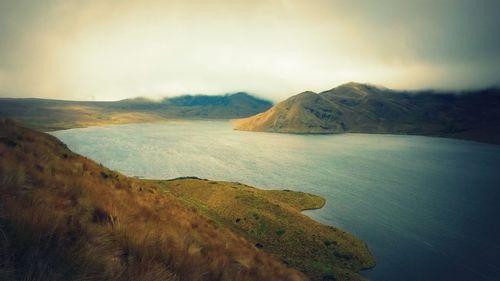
[52,121,500,281]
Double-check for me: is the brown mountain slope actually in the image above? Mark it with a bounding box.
[233,91,347,134]
[0,119,374,281]
[233,82,500,144]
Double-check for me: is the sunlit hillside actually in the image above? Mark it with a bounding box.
[234,83,500,144]
[0,119,373,281]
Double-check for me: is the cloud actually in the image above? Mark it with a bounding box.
[0,0,499,101]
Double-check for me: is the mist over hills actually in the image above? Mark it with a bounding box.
[0,92,272,131]
[233,82,500,144]
[115,92,272,117]
[2,83,500,144]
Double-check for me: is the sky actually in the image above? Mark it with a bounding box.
[0,0,499,102]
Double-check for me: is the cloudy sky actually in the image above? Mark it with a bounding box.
[0,0,499,101]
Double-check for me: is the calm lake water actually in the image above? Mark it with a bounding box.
[51,121,500,281]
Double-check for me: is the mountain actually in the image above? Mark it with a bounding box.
[0,119,374,281]
[0,92,272,131]
[116,92,272,118]
[233,82,500,144]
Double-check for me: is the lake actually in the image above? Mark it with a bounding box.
[51,121,500,281]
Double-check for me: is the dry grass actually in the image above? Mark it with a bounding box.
[0,119,307,281]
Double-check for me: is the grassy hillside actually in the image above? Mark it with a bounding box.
[234,82,500,144]
[0,119,374,281]
[157,179,375,281]
[0,92,272,132]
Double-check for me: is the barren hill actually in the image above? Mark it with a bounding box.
[233,83,500,144]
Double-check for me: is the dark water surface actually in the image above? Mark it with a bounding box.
[51,121,500,281]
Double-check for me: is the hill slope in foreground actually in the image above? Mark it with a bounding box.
[233,82,500,144]
[0,92,272,131]
[0,119,374,281]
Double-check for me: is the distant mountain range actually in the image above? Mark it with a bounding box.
[116,92,272,117]
[233,82,500,144]
[0,92,272,131]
